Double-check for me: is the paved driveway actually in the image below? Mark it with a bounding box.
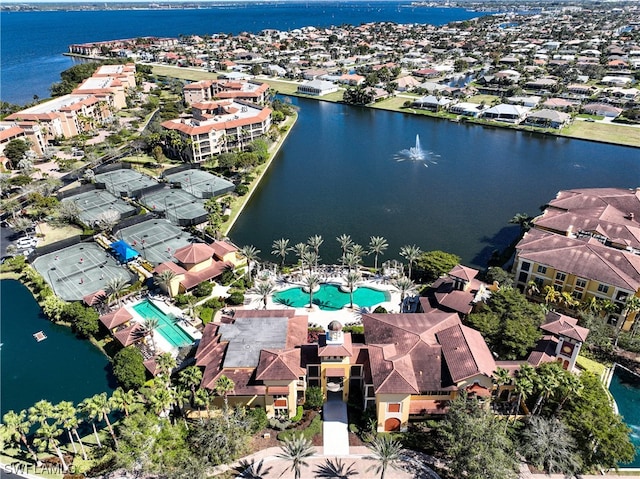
[323,397,350,456]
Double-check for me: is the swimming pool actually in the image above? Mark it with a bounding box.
[273,284,390,311]
[133,300,194,349]
[609,365,640,468]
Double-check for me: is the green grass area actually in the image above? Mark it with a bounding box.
[576,355,608,378]
[152,65,218,82]
[560,121,640,147]
[276,413,322,442]
[467,94,500,105]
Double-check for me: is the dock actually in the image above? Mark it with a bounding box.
[33,331,47,342]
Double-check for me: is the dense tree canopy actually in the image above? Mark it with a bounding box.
[112,347,147,390]
[414,250,461,283]
[467,287,543,359]
[3,139,30,167]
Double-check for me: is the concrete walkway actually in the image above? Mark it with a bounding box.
[322,398,350,456]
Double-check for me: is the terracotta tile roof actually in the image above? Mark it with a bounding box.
[408,399,449,415]
[100,307,133,329]
[208,368,265,396]
[211,240,238,258]
[154,261,187,275]
[256,349,303,381]
[449,264,478,282]
[516,229,640,291]
[541,311,589,342]
[113,322,145,347]
[318,332,353,357]
[83,289,106,306]
[173,243,215,264]
[527,335,559,367]
[179,261,229,290]
[437,324,496,382]
[0,126,25,142]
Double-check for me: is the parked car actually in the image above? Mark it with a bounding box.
[16,237,37,248]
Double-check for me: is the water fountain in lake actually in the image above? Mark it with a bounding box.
[395,134,439,167]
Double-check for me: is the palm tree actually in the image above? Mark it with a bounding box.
[336,234,353,266]
[303,274,321,309]
[1,410,40,465]
[78,398,102,448]
[399,244,422,280]
[543,285,561,308]
[194,388,213,417]
[33,421,68,472]
[110,387,138,418]
[302,250,318,275]
[252,280,275,309]
[393,276,416,310]
[185,294,198,320]
[214,375,236,410]
[509,213,532,233]
[368,236,388,272]
[555,372,583,413]
[349,243,365,260]
[155,352,177,380]
[307,235,323,268]
[617,296,640,344]
[271,238,290,269]
[155,270,177,296]
[344,270,362,309]
[149,388,174,417]
[276,434,315,479]
[531,366,561,416]
[82,393,118,449]
[365,435,403,479]
[292,242,309,269]
[55,401,86,460]
[344,252,361,272]
[143,317,160,352]
[493,367,512,400]
[240,245,261,283]
[28,400,55,430]
[106,276,129,307]
[511,364,535,424]
[179,365,203,406]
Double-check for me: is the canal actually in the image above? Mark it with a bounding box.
[0,280,115,417]
[230,98,639,268]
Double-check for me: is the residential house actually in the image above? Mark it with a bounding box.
[449,102,484,117]
[412,95,453,112]
[523,109,572,129]
[481,104,528,123]
[296,79,339,96]
[582,102,623,118]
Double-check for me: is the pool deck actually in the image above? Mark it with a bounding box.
[244,274,401,330]
[124,297,202,355]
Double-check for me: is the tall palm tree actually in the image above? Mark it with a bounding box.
[78,398,102,448]
[143,317,160,352]
[555,372,583,413]
[336,234,353,266]
[149,388,174,417]
[493,367,512,400]
[106,276,129,307]
[276,434,315,479]
[292,242,308,269]
[303,274,321,309]
[399,244,422,280]
[155,352,177,380]
[349,243,365,260]
[307,235,323,268]
[83,393,118,449]
[110,387,138,418]
[194,388,213,417]
[271,238,290,269]
[368,236,388,272]
[393,276,416,309]
[1,410,40,465]
[185,294,198,320]
[617,296,640,344]
[55,401,86,459]
[214,375,235,410]
[365,435,403,479]
[32,421,68,472]
[344,270,362,309]
[240,245,261,283]
[302,251,318,275]
[28,400,55,430]
[252,280,275,309]
[179,365,203,406]
[155,270,177,296]
[531,366,561,416]
[344,252,361,272]
[511,364,536,425]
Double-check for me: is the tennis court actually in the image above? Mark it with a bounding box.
[117,219,194,266]
[32,243,135,301]
[138,188,208,226]
[95,169,157,197]
[61,189,136,226]
[164,169,235,199]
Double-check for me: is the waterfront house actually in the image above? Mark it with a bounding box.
[183,79,269,106]
[448,102,483,117]
[582,103,624,118]
[512,187,640,329]
[481,104,528,124]
[523,109,572,129]
[296,79,339,96]
[412,95,452,112]
[161,99,272,162]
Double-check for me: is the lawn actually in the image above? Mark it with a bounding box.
[576,355,608,378]
[559,121,640,147]
[37,222,83,246]
[152,65,217,82]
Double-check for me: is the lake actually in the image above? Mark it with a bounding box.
[229,97,640,268]
[0,280,115,417]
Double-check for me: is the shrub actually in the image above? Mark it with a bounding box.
[204,297,225,310]
[291,405,304,423]
[304,386,324,410]
[194,281,213,298]
[112,346,147,390]
[277,414,322,442]
[199,307,214,324]
[219,269,236,286]
[373,305,388,313]
[343,325,364,334]
[226,291,245,305]
[235,184,249,196]
[269,417,291,431]
[247,407,268,433]
[174,294,189,306]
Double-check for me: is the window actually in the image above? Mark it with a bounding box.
[597,284,609,294]
[387,403,401,413]
[350,365,363,377]
[518,272,529,283]
[307,365,320,377]
[537,265,547,274]
[521,261,531,272]
[572,291,583,300]
[308,379,320,387]
[534,277,544,288]
[365,385,375,398]
[575,279,587,289]
[555,272,566,282]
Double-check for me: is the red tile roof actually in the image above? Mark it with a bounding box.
[318,332,354,357]
[437,324,496,382]
[100,307,133,329]
[173,243,215,264]
[255,349,303,381]
[540,311,589,342]
[113,322,145,347]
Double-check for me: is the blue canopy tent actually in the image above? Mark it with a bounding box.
[110,240,140,263]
